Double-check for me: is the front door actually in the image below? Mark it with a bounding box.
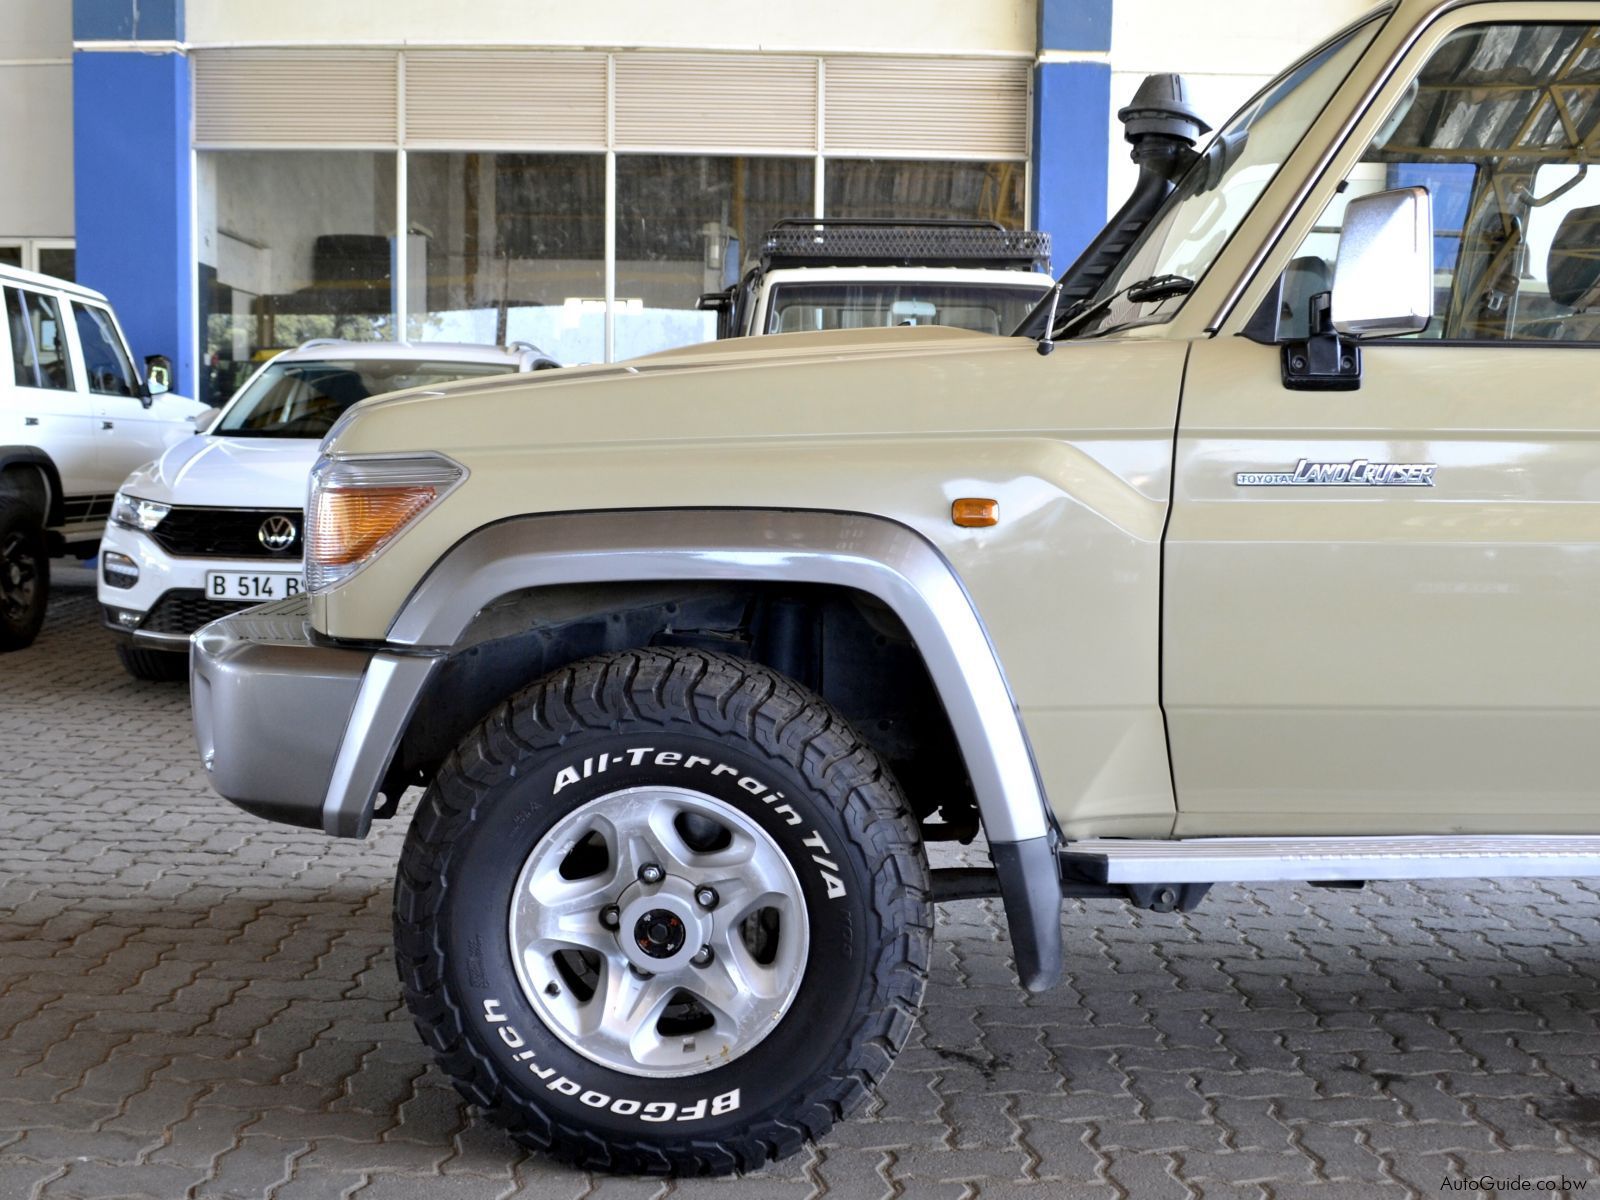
[69,301,175,491]
[1165,15,1600,836]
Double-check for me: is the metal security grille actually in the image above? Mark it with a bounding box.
[823,57,1031,158]
[190,49,1030,160]
[613,54,818,153]
[194,50,399,146]
[140,590,257,636]
[147,508,304,560]
[404,52,608,149]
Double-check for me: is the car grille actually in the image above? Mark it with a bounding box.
[140,590,257,636]
[148,507,304,560]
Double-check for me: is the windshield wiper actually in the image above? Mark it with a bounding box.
[1034,273,1194,354]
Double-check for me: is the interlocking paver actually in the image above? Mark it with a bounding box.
[4,575,1600,1197]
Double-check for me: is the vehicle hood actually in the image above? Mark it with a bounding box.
[333,324,1006,443]
[117,435,320,509]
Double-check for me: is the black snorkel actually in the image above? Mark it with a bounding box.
[1018,73,1211,347]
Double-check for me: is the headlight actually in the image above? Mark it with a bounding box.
[305,453,465,594]
[111,491,170,532]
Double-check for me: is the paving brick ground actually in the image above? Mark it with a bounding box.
[5,572,1600,1198]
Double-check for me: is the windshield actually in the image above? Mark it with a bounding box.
[1070,15,1382,338]
[214,358,516,438]
[766,282,1050,336]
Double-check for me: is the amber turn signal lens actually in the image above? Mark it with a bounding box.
[307,485,438,567]
[951,497,999,528]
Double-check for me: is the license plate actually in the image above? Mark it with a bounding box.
[204,571,304,601]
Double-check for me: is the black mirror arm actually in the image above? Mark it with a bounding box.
[1280,293,1361,391]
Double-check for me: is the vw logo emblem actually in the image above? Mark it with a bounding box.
[258,515,298,552]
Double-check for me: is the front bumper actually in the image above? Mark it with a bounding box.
[99,522,304,645]
[190,596,436,837]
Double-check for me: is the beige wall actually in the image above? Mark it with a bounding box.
[185,0,1038,56]
[0,0,73,237]
[1106,0,1379,215]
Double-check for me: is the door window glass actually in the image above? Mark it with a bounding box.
[5,289,29,386]
[73,304,139,397]
[5,288,74,391]
[1291,23,1600,342]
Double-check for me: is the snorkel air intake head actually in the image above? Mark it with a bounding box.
[1118,73,1211,179]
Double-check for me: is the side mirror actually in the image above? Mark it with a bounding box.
[144,354,172,396]
[696,289,737,339]
[1331,186,1433,339]
[190,406,222,434]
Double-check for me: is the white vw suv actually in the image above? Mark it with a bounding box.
[99,338,556,679]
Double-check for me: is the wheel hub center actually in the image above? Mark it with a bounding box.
[634,909,686,959]
[612,878,708,974]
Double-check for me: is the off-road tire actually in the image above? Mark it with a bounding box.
[115,642,189,682]
[0,482,49,652]
[394,647,931,1175]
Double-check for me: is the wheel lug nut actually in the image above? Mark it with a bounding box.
[639,863,664,885]
[599,905,620,929]
[694,886,719,910]
[691,945,714,967]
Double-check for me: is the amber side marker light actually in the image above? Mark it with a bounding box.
[951,498,999,528]
[304,454,466,593]
[308,486,439,567]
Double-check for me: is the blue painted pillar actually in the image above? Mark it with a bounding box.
[1034,0,1113,267]
[72,1,194,399]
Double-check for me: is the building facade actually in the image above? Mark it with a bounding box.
[0,0,1373,402]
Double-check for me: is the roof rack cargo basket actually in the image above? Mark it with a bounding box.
[759,218,1052,273]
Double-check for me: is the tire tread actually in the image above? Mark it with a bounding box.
[393,647,931,1176]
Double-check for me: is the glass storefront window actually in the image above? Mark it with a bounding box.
[407,153,606,365]
[615,155,813,359]
[191,148,1028,379]
[196,151,396,406]
[0,242,73,280]
[825,159,1027,230]
[37,246,74,281]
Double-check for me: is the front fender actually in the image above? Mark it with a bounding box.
[368,507,1063,989]
[386,509,1051,843]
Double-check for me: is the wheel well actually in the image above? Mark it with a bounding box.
[389,580,980,839]
[0,451,61,527]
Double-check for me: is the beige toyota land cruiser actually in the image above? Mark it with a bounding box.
[191,0,1600,1174]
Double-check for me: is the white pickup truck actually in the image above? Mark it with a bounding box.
[696,217,1054,339]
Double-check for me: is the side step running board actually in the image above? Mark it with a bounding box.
[1061,835,1600,885]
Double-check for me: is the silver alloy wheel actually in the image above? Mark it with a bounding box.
[508,785,810,1078]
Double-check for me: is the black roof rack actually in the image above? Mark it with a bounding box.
[758,218,1052,273]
